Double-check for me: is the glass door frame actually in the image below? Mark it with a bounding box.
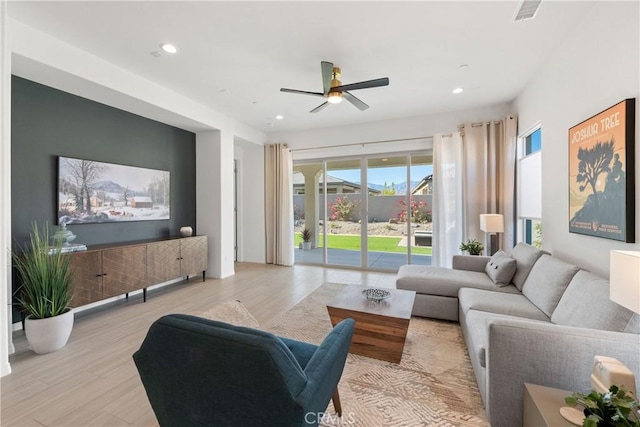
[294,150,428,271]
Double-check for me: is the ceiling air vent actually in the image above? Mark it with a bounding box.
[514,0,542,21]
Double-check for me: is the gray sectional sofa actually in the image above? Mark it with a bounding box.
[396,243,640,427]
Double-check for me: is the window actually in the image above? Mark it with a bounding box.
[525,128,542,155]
[518,126,542,248]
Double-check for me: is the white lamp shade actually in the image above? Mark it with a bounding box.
[610,250,640,314]
[480,214,504,233]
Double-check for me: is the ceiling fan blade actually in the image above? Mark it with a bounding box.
[310,102,329,113]
[280,88,326,98]
[343,91,369,111]
[321,61,333,95]
[332,77,389,92]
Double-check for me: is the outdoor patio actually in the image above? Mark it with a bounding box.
[294,247,432,270]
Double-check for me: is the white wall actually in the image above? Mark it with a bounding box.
[515,1,640,277]
[234,138,266,263]
[1,0,13,377]
[196,131,236,278]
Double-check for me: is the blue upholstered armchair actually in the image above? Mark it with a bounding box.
[133,314,355,427]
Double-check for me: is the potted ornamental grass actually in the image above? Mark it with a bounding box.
[460,239,484,256]
[302,228,313,251]
[12,223,74,354]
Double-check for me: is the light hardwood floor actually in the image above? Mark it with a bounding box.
[1,263,397,427]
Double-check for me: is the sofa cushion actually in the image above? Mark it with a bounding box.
[509,243,547,291]
[522,255,580,317]
[551,270,637,332]
[484,251,517,286]
[396,265,521,297]
[463,309,549,368]
[459,288,549,321]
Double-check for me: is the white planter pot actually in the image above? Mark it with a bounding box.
[302,242,312,251]
[25,308,74,354]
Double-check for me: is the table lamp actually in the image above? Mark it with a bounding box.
[559,251,639,425]
[603,250,639,395]
[610,250,640,314]
[480,214,504,255]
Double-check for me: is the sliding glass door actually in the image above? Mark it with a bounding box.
[326,159,362,268]
[409,155,433,266]
[293,153,432,270]
[366,156,408,269]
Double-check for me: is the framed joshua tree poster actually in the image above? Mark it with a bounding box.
[569,98,635,242]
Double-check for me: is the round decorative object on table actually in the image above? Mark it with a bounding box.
[362,288,391,302]
[559,407,584,426]
[180,226,193,237]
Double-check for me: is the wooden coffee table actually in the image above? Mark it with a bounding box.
[327,285,416,363]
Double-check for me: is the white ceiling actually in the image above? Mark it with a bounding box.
[8,1,594,134]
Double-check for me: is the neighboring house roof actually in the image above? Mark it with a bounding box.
[411,175,433,194]
[292,172,381,194]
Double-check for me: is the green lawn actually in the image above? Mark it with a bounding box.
[295,233,432,255]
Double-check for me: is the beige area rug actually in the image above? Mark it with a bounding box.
[197,299,260,328]
[264,283,488,427]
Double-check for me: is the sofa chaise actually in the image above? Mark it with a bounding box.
[396,243,640,427]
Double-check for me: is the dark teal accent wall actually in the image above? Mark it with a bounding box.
[11,76,197,321]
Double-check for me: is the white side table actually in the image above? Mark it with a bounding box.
[523,383,578,427]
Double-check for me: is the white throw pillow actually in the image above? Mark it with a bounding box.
[485,251,517,286]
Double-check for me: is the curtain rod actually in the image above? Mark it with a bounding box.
[458,119,511,129]
[287,118,510,152]
[289,136,433,152]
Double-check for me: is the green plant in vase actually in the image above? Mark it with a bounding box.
[301,228,313,250]
[459,239,484,255]
[565,385,640,427]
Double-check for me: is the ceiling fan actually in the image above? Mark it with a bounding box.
[280,61,389,113]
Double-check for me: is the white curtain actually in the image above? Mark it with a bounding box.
[462,116,518,252]
[432,116,518,266]
[432,132,464,268]
[264,144,294,266]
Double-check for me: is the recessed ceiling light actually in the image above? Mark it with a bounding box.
[458,64,469,70]
[160,43,178,54]
[381,158,388,162]
[275,115,284,120]
[452,88,464,94]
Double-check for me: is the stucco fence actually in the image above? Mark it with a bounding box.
[293,194,432,223]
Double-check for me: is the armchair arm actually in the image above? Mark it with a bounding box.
[486,319,640,427]
[452,255,490,272]
[295,319,355,415]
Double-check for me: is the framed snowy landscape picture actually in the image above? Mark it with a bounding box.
[58,156,170,224]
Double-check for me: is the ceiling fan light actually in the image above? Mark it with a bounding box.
[160,43,178,54]
[327,91,343,104]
